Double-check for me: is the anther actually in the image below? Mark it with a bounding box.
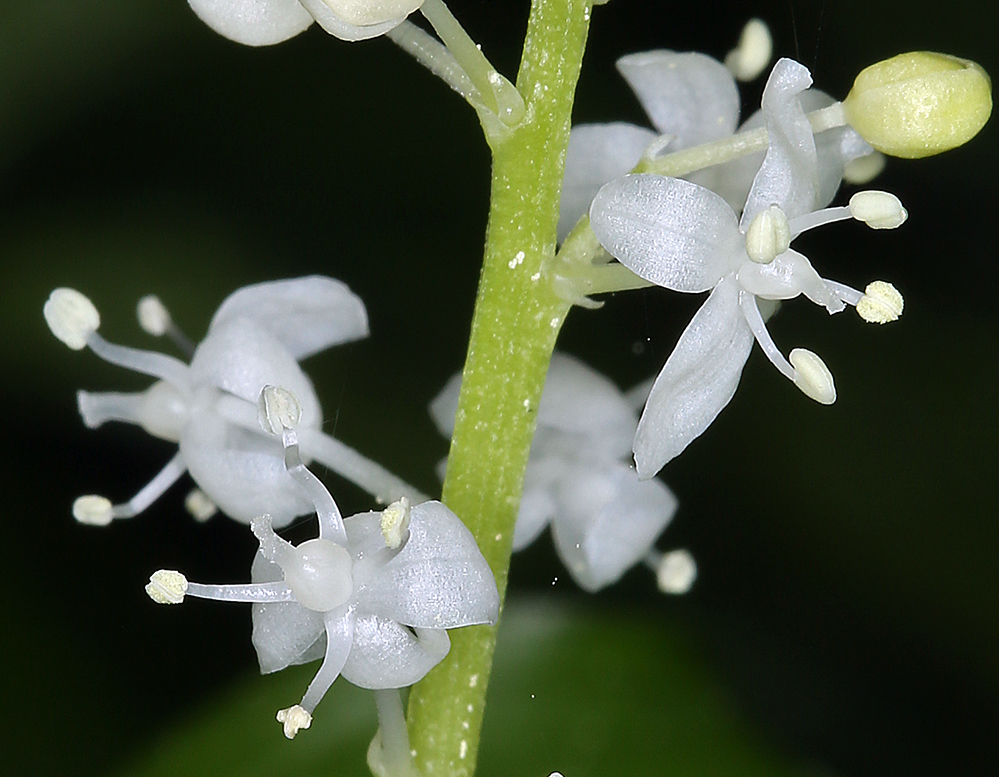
[72,495,114,526]
[380,497,411,549]
[724,18,772,82]
[137,295,171,337]
[849,190,908,229]
[258,385,302,434]
[655,549,698,595]
[790,348,837,405]
[745,205,790,264]
[185,489,218,522]
[276,705,312,739]
[843,153,886,185]
[145,570,189,604]
[856,281,904,323]
[44,288,100,350]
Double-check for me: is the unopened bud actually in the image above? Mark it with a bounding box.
[842,52,992,159]
[790,348,836,405]
[857,281,904,323]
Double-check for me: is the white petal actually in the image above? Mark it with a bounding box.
[551,462,678,592]
[558,123,657,243]
[187,0,314,46]
[341,616,449,689]
[616,51,740,144]
[590,175,742,293]
[298,0,406,40]
[741,58,819,229]
[250,552,327,673]
[209,276,369,360]
[352,501,499,629]
[634,276,754,478]
[427,370,462,437]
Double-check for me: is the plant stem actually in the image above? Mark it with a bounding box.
[404,1,592,775]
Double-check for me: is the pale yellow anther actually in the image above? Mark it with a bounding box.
[724,18,772,82]
[137,295,170,336]
[843,152,886,185]
[44,288,100,350]
[745,205,791,264]
[276,705,312,739]
[656,550,698,595]
[790,348,837,405]
[842,52,992,158]
[321,0,422,27]
[380,497,411,549]
[185,488,218,522]
[849,190,908,229]
[145,570,188,604]
[857,281,904,323]
[257,385,302,434]
[73,495,113,526]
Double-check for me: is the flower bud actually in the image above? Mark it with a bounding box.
[842,52,992,159]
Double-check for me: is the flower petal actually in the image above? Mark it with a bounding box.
[741,58,819,228]
[352,501,499,629]
[558,123,657,242]
[209,276,369,360]
[551,461,678,592]
[590,174,742,292]
[634,276,754,478]
[616,51,740,144]
[341,616,450,689]
[187,0,314,47]
[250,552,326,674]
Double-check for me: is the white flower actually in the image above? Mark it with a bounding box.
[559,49,876,242]
[589,59,906,479]
[147,416,498,738]
[45,276,424,527]
[187,0,424,46]
[430,353,679,592]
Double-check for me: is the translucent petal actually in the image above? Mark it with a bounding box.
[250,553,326,674]
[551,462,678,592]
[427,370,462,437]
[558,123,657,242]
[741,58,819,229]
[298,0,405,40]
[352,501,499,629]
[633,276,754,478]
[209,276,369,360]
[187,0,314,46]
[590,175,742,293]
[616,51,740,144]
[341,616,449,689]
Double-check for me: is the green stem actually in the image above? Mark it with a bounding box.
[404,1,592,775]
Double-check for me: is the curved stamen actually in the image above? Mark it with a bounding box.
[137,295,196,357]
[86,332,192,396]
[283,428,348,545]
[738,291,795,381]
[300,608,355,714]
[109,451,188,519]
[186,580,295,603]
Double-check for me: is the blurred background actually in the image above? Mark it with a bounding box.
[1,1,996,775]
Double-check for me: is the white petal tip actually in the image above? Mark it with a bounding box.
[137,295,170,336]
[656,549,698,595]
[857,281,904,323]
[145,570,188,604]
[44,288,100,350]
[849,190,908,229]
[276,705,312,739]
[258,385,302,434]
[790,348,837,405]
[72,495,114,526]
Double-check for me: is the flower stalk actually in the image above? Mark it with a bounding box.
[403,1,593,774]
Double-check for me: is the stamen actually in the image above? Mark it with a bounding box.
[73,495,113,526]
[724,18,772,82]
[739,292,795,381]
[849,191,908,229]
[856,281,904,323]
[137,294,196,356]
[44,288,100,350]
[145,570,189,604]
[277,705,312,740]
[789,348,837,404]
[258,385,302,434]
[85,332,192,394]
[745,205,791,264]
[86,452,187,522]
[654,549,698,595]
[380,498,412,549]
[185,489,218,522]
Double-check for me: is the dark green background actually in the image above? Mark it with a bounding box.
[1,1,996,775]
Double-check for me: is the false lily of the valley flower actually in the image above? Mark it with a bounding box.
[589,59,907,479]
[45,276,425,527]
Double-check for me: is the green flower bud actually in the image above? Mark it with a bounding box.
[842,52,991,159]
